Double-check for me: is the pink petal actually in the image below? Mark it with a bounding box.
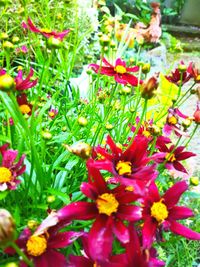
[122,73,138,86]
[112,219,129,243]
[163,181,188,208]
[176,151,196,161]
[80,182,98,200]
[115,58,126,67]
[117,205,142,221]
[170,221,200,240]
[142,217,157,248]
[48,231,83,249]
[88,215,113,262]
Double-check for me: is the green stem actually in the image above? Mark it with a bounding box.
[185,124,199,147]
[9,242,34,267]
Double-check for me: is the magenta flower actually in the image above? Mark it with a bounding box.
[163,108,190,137]
[48,108,58,119]
[5,220,82,267]
[89,58,140,86]
[141,181,200,248]
[14,68,38,91]
[156,138,196,173]
[22,18,70,40]
[0,144,26,191]
[88,135,158,194]
[16,45,28,54]
[36,167,141,262]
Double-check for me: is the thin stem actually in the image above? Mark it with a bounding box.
[9,242,34,267]
[185,124,199,147]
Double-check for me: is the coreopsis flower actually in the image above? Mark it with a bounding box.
[17,94,32,116]
[165,62,192,86]
[36,167,141,262]
[163,108,190,136]
[156,138,195,173]
[5,220,82,267]
[0,144,26,191]
[48,108,58,119]
[141,181,200,248]
[15,45,28,54]
[22,18,70,40]
[88,135,158,194]
[187,63,200,83]
[89,58,140,86]
[14,68,38,91]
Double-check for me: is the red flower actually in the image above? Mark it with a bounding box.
[193,102,200,123]
[156,139,196,173]
[5,220,82,267]
[17,94,33,116]
[88,135,158,194]
[22,18,70,40]
[0,144,25,191]
[89,58,140,86]
[141,181,200,248]
[165,62,191,86]
[187,63,200,83]
[36,167,141,262]
[14,68,38,91]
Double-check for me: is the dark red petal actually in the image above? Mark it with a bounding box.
[172,161,188,173]
[126,66,139,72]
[44,249,67,267]
[163,181,188,208]
[170,221,200,240]
[112,220,129,243]
[68,255,92,267]
[114,74,127,85]
[88,215,113,262]
[57,202,98,221]
[122,73,138,86]
[87,165,108,194]
[102,57,114,67]
[142,217,157,248]
[148,182,160,203]
[117,205,142,221]
[80,182,99,200]
[169,206,194,220]
[34,253,48,267]
[176,151,196,160]
[48,231,83,249]
[106,135,122,156]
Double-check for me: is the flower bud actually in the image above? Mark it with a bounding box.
[42,131,52,140]
[47,36,62,49]
[142,63,151,74]
[27,219,39,230]
[47,195,56,203]
[193,106,200,124]
[0,32,9,40]
[5,262,18,267]
[64,142,92,159]
[182,118,193,128]
[140,76,158,99]
[78,117,88,126]
[110,40,116,48]
[12,36,20,44]
[120,86,131,95]
[178,63,187,72]
[3,41,14,51]
[0,73,15,92]
[105,123,113,130]
[0,209,15,247]
[99,35,110,46]
[190,176,199,186]
[148,125,161,136]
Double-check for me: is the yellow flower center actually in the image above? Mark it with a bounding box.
[19,104,31,114]
[0,167,12,183]
[125,185,134,192]
[96,193,119,216]
[168,116,177,125]
[196,74,200,81]
[116,161,132,176]
[114,65,126,74]
[165,153,176,162]
[48,111,55,117]
[40,28,51,33]
[93,263,100,267]
[151,200,168,223]
[26,235,47,257]
[142,130,151,138]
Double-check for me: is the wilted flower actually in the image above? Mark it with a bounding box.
[140,75,158,99]
[22,18,70,40]
[193,102,200,124]
[0,209,15,247]
[89,58,140,86]
[64,142,92,160]
[187,63,200,83]
[141,181,200,248]
[0,144,26,191]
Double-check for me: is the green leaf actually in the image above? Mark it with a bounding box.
[0,191,8,200]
